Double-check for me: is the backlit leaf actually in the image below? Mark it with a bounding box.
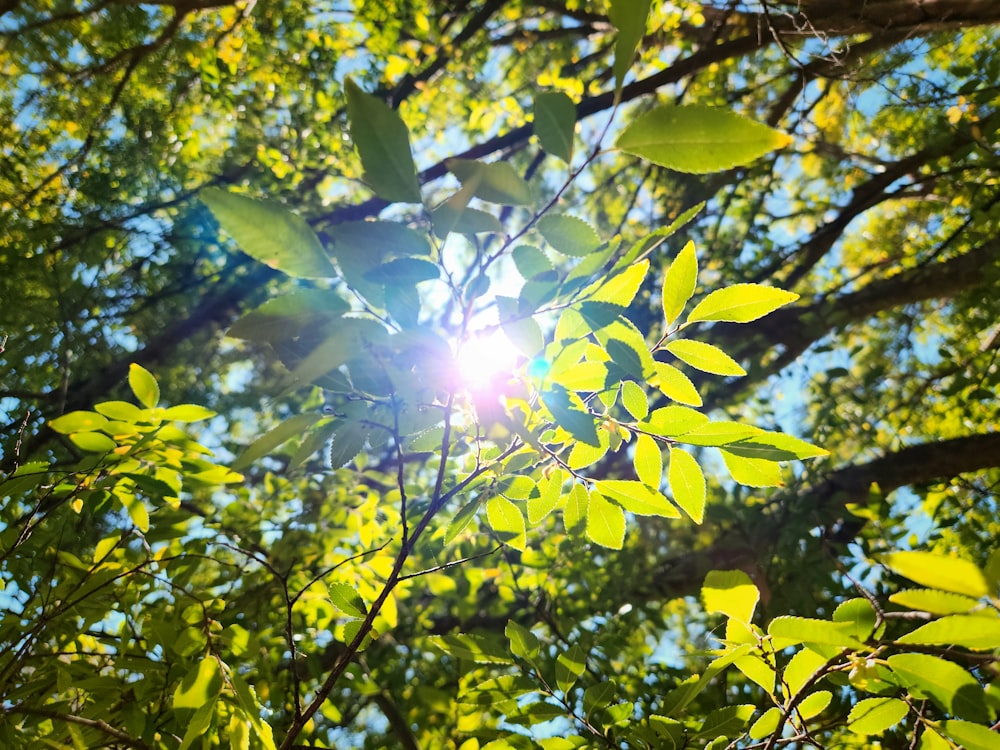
[556,644,588,693]
[723,433,829,461]
[887,653,989,722]
[669,447,706,522]
[832,598,878,641]
[129,363,160,409]
[49,410,110,434]
[768,616,866,649]
[694,704,755,740]
[202,188,334,278]
[542,384,600,447]
[633,433,662,487]
[586,491,626,549]
[344,78,421,203]
[687,284,799,323]
[879,551,989,599]
[328,583,367,618]
[534,91,576,163]
[642,405,709,437]
[506,620,540,661]
[721,450,783,487]
[616,105,792,173]
[228,290,351,343]
[897,614,1000,650]
[232,414,324,470]
[595,480,678,517]
[430,633,514,665]
[749,707,783,739]
[702,569,758,624]
[662,240,697,327]
[173,657,223,710]
[847,698,909,736]
[797,690,832,720]
[487,496,527,551]
[652,361,702,406]
[665,339,746,376]
[620,380,648,420]
[940,719,1000,750]
[889,588,983,615]
[588,258,649,308]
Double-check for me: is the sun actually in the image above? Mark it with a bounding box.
[454,330,521,393]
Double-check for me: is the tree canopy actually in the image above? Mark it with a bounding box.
[2,1,999,748]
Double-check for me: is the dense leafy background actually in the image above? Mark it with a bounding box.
[2,1,999,748]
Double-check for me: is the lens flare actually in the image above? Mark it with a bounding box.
[455,331,520,392]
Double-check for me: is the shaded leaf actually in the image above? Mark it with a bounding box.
[232,414,324,470]
[202,188,334,278]
[534,91,576,163]
[537,214,601,257]
[447,158,533,205]
[228,290,351,343]
[344,78,421,202]
[609,0,651,93]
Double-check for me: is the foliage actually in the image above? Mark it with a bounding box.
[2,1,1000,749]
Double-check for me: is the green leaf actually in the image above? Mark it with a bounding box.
[847,697,909,736]
[328,583,367,617]
[678,421,762,447]
[661,240,697,327]
[161,404,216,423]
[120,493,149,532]
[487,495,527,551]
[232,414,324,470]
[595,480,678,517]
[749,707,783,739]
[695,704,755,740]
[129,363,160,409]
[329,421,369,470]
[429,633,514,665]
[534,91,576,163]
[642,405,709,437]
[887,653,989,722]
[583,680,617,716]
[633,433,662,487]
[364,257,439,285]
[620,380,648,420]
[567,429,610,469]
[344,78,421,203]
[513,245,553,279]
[528,468,564,525]
[556,644,588,693]
[287,319,389,389]
[783,648,828,696]
[889,588,983,615]
[497,296,545,357]
[536,214,602,257]
[721,450,784,487]
[94,400,145,422]
[49,410,110,434]
[432,184,503,236]
[228,290,351,343]
[665,339,746,376]
[202,188,334,278]
[734,654,776,694]
[541,384,600,447]
[616,105,792,174]
[506,620,540,662]
[609,0,651,93]
[586,491,626,549]
[879,551,990,598]
[445,497,483,544]
[768,616,866,649]
[797,690,832,720]
[940,719,1000,750]
[173,657,223,710]
[446,158,532,205]
[897,614,1000,650]
[588,258,649,307]
[69,431,116,452]
[687,284,799,323]
[659,645,752,716]
[702,569,759,623]
[722,432,829,461]
[668,447,706,522]
[832,598,878,641]
[652,361,702,406]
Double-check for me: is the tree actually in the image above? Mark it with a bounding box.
[1,1,999,749]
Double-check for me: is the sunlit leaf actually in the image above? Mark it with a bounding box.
[768,616,866,649]
[847,698,909,736]
[609,0,651,93]
[694,704,755,740]
[49,410,110,434]
[797,690,832,720]
[534,91,576,163]
[880,551,990,599]
[723,432,829,461]
[888,588,983,615]
[620,380,648,420]
[749,707,783,739]
[633,433,662,487]
[202,189,334,278]
[487,495,527,551]
[642,405,709,437]
[832,598,878,641]
[556,644,587,693]
[897,614,1000,650]
[506,620,540,662]
[669,447,706,522]
[887,653,989,722]
[429,633,514,665]
[665,339,746,376]
[588,258,649,308]
[173,657,223,710]
[128,363,160,409]
[721,450,783,487]
[652,361,702,406]
[940,719,1000,750]
[328,583,367,617]
[687,284,799,324]
[662,240,697,327]
[586,491,626,549]
[595,479,678,517]
[616,105,792,173]
[344,78,421,203]
[702,569,758,623]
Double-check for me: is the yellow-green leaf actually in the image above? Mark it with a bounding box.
[888,588,983,615]
[173,657,223,710]
[940,719,1000,750]
[797,690,832,720]
[749,707,783,739]
[887,653,989,722]
[652,361,702,406]
[687,283,799,324]
[620,380,648,420]
[702,569,758,623]
[721,450,784,487]
[595,479,678,517]
[586,491,626,549]
[879,551,989,599]
[616,105,792,174]
[589,258,649,307]
[665,339,746,376]
[487,495,527,551]
[847,698,909,736]
[897,614,1000,650]
[129,363,160,408]
[662,240,697,327]
[68,431,116,453]
[633,433,662,487]
[668,447,706,523]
